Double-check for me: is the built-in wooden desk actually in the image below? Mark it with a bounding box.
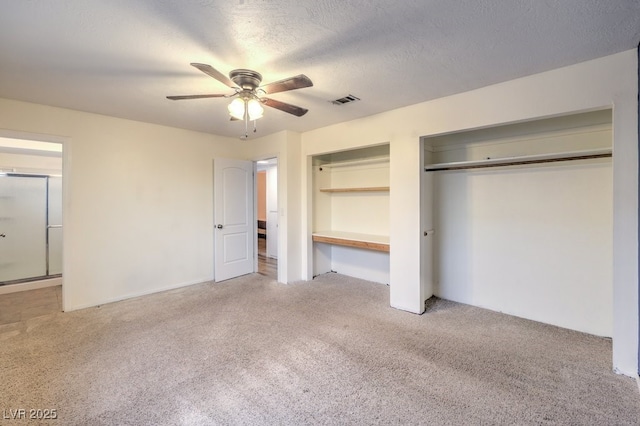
[312,231,389,252]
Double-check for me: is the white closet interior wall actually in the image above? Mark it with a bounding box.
[425,110,613,336]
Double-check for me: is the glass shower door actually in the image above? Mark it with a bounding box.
[0,175,48,282]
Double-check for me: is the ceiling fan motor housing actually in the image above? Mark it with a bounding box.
[229,69,263,90]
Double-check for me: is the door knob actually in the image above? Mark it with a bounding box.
[216,224,223,229]
[0,234,5,238]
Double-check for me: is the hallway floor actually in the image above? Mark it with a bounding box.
[257,237,277,279]
[0,285,61,325]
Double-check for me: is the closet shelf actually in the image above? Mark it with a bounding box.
[319,186,390,193]
[318,156,390,169]
[312,231,390,252]
[424,148,612,172]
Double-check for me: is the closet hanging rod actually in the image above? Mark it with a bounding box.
[0,172,55,178]
[424,148,612,172]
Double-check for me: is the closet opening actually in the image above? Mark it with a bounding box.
[256,158,277,279]
[310,144,390,284]
[422,109,613,338]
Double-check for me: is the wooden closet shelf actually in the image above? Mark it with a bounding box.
[319,186,390,193]
[312,231,390,252]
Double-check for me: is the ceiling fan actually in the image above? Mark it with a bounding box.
[167,63,313,137]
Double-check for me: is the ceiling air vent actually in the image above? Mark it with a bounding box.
[331,94,360,105]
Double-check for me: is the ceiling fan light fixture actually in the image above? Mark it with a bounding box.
[247,98,264,121]
[228,98,246,120]
[169,63,313,138]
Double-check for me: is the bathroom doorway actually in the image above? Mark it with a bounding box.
[0,137,63,290]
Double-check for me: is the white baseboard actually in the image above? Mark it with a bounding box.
[64,276,213,312]
[0,277,62,295]
[390,301,426,315]
[636,375,640,394]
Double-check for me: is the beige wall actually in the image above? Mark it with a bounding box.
[257,171,267,221]
[239,130,302,283]
[0,152,62,174]
[0,98,242,310]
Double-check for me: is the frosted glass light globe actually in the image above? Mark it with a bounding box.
[228,98,246,120]
[247,98,264,121]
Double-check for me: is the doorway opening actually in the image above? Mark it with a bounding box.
[256,158,277,280]
[0,137,63,293]
[0,135,63,323]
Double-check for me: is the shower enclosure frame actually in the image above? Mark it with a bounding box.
[0,172,62,286]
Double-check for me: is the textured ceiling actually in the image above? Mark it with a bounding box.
[1,1,639,139]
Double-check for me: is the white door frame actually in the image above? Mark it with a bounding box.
[265,161,278,259]
[254,155,281,282]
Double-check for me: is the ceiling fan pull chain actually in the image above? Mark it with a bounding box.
[244,108,249,138]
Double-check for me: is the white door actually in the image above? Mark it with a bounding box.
[214,158,254,282]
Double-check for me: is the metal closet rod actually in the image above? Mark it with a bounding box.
[424,149,612,172]
[1,172,61,178]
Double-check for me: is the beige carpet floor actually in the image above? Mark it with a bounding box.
[1,273,639,425]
